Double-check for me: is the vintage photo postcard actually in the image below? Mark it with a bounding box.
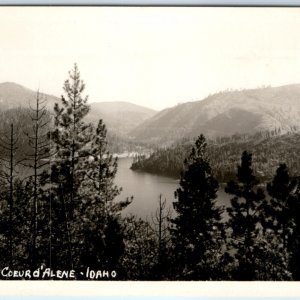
[1,6,300,290]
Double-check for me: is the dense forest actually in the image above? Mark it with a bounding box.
[131,130,300,182]
[1,64,300,280]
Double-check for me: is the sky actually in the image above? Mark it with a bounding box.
[1,7,300,110]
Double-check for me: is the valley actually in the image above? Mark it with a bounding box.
[1,81,300,183]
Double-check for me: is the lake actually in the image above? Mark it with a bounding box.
[115,157,232,220]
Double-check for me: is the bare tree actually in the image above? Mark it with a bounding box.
[0,123,22,268]
[150,194,172,278]
[23,91,51,269]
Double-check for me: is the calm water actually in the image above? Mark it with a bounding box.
[115,157,231,219]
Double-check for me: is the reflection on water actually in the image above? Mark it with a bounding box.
[115,157,233,220]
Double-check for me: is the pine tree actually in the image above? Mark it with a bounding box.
[77,119,131,272]
[263,164,300,280]
[50,63,92,270]
[257,163,298,280]
[170,134,225,280]
[265,164,296,247]
[225,151,265,280]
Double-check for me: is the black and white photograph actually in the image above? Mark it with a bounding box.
[1,6,300,281]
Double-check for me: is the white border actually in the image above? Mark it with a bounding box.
[0,0,300,6]
[0,4,300,298]
[0,281,300,297]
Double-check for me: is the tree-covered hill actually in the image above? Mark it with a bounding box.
[131,130,300,182]
[129,84,300,145]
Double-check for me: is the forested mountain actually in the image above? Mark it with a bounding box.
[131,131,300,182]
[130,84,300,145]
[0,82,156,136]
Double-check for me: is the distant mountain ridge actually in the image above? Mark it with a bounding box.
[89,101,156,135]
[0,82,59,110]
[130,84,300,144]
[4,82,300,144]
[0,82,156,135]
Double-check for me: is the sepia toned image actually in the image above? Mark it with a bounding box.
[1,6,300,281]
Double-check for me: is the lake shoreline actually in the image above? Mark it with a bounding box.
[115,157,231,220]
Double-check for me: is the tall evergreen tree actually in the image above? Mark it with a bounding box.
[265,164,296,247]
[225,151,265,280]
[49,64,129,275]
[170,134,225,280]
[50,63,92,269]
[258,163,296,280]
[263,164,299,279]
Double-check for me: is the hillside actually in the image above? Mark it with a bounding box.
[0,82,58,110]
[130,84,300,144]
[89,101,156,135]
[0,82,156,136]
